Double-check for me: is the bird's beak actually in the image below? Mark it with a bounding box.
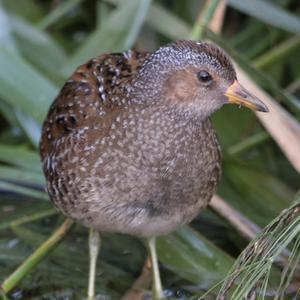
[224,80,269,112]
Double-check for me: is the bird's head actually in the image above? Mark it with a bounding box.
[134,40,268,119]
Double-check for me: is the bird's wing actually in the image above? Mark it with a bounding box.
[40,51,151,160]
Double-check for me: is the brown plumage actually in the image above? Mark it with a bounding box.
[40,40,268,237]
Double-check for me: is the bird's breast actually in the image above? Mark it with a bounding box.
[43,106,221,235]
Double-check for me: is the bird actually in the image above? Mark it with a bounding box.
[39,40,268,300]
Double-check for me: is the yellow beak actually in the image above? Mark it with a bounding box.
[224,80,269,112]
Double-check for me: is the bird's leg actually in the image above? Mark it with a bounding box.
[88,228,100,300]
[147,236,163,299]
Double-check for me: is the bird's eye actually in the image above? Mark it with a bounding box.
[197,70,212,84]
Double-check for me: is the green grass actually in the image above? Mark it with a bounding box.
[0,0,299,299]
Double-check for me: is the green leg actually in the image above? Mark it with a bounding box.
[87,228,100,300]
[147,236,163,299]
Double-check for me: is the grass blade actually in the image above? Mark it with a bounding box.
[0,180,47,200]
[0,48,58,123]
[146,3,190,40]
[228,0,300,35]
[37,0,83,30]
[10,16,67,85]
[0,144,40,172]
[0,219,73,294]
[62,0,151,76]
[0,165,44,186]
[0,4,19,55]
[157,226,234,287]
[122,0,151,49]
[236,66,300,174]
[217,195,300,299]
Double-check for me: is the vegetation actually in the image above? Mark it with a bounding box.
[0,0,299,299]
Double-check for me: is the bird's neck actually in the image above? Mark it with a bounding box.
[132,103,212,135]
